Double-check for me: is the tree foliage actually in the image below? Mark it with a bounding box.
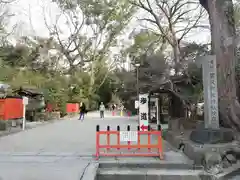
[0,0,137,115]
[2,0,240,131]
[41,0,137,100]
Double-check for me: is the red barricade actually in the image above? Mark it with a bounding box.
[66,103,79,113]
[95,125,163,160]
[0,97,23,120]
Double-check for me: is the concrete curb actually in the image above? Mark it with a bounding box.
[81,162,99,180]
[97,166,212,180]
[98,162,204,170]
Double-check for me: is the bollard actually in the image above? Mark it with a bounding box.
[120,110,123,116]
[96,125,100,160]
[137,125,140,151]
[148,125,151,131]
[107,126,110,151]
[157,124,163,159]
[127,125,130,150]
[117,125,120,150]
[148,125,151,152]
[96,125,100,132]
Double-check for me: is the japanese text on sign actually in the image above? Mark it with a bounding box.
[120,131,138,142]
[140,97,147,104]
[208,58,219,127]
[140,112,147,120]
[139,94,149,130]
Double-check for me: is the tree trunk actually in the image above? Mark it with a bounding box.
[203,0,240,131]
[170,27,181,74]
[159,95,164,124]
[173,43,181,74]
[169,95,185,118]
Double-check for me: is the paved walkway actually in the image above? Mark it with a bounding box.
[0,112,189,180]
[0,121,50,138]
[86,110,130,118]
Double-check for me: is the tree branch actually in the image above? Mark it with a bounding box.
[177,7,205,42]
[132,0,206,50]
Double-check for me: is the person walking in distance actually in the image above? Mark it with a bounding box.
[99,102,105,119]
[79,102,86,121]
[112,104,116,116]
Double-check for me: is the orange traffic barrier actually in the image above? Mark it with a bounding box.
[95,124,163,160]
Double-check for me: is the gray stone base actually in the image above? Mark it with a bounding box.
[190,128,234,144]
[164,130,240,165]
[0,121,7,130]
[67,112,79,118]
[0,120,22,131]
[46,112,60,120]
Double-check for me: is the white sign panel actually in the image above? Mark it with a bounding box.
[135,100,139,109]
[120,131,138,142]
[139,93,149,131]
[23,96,28,105]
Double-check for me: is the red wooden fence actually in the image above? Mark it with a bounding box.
[95,125,163,160]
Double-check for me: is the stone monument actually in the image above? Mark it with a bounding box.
[202,55,219,129]
[190,55,234,144]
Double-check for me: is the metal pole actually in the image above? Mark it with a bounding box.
[22,97,28,131]
[22,104,26,130]
[137,66,139,115]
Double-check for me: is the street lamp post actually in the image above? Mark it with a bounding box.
[135,63,140,115]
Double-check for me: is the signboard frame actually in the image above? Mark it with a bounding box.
[139,93,149,131]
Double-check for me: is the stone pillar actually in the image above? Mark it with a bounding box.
[198,55,219,129]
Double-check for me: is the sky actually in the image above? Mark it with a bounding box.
[8,0,211,39]
[5,0,212,72]
[7,0,211,58]
[9,0,60,37]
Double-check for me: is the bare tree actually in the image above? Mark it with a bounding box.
[41,0,136,94]
[0,0,17,45]
[43,2,134,67]
[131,0,206,73]
[42,7,89,71]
